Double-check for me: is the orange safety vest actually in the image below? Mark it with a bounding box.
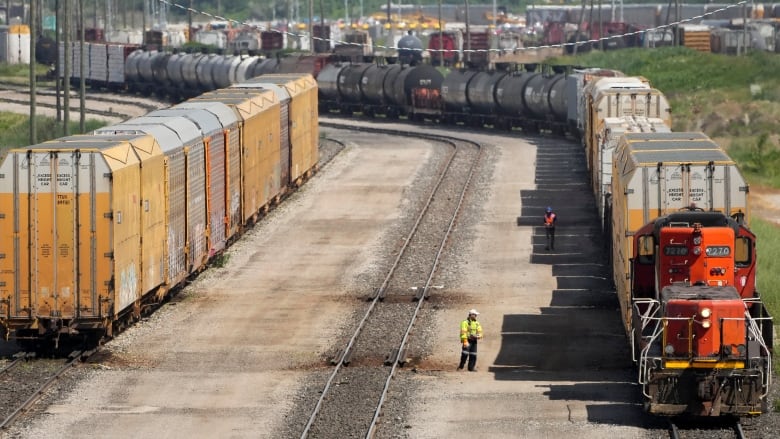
[544,213,556,226]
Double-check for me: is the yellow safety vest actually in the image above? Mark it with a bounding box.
[460,319,483,342]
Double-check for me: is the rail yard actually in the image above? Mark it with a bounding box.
[1,15,779,437]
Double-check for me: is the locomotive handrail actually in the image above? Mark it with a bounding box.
[632,298,660,331]
[743,312,773,395]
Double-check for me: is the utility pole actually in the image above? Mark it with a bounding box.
[573,0,586,56]
[598,0,603,51]
[464,0,470,66]
[29,0,37,145]
[64,0,71,136]
[142,0,147,45]
[308,0,313,52]
[438,0,442,65]
[55,0,61,121]
[79,0,85,132]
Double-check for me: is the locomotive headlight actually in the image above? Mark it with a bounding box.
[665,344,675,355]
[701,319,711,329]
[693,246,702,255]
[700,308,711,318]
[693,236,702,245]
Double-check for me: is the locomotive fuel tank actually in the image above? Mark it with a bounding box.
[441,69,478,112]
[466,71,508,114]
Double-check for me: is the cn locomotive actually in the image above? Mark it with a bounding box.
[0,73,319,350]
[34,41,780,416]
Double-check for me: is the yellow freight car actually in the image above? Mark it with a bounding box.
[193,88,282,224]
[95,115,212,283]
[235,73,320,186]
[609,131,749,332]
[165,101,240,253]
[0,134,166,343]
[0,72,320,348]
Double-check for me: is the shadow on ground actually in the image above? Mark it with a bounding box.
[493,135,659,428]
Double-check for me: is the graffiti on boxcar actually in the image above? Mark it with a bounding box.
[119,263,138,309]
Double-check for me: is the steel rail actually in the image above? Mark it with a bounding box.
[367,137,482,438]
[0,353,31,375]
[299,128,460,439]
[0,350,95,430]
[0,81,163,112]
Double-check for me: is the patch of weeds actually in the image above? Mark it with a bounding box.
[211,253,230,268]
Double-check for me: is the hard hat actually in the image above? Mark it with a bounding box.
[468,309,479,316]
[545,206,552,213]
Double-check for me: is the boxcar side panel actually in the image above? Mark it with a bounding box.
[128,136,167,295]
[101,145,142,314]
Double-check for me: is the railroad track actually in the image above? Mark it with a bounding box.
[668,417,749,439]
[0,81,167,122]
[302,122,482,438]
[0,350,95,430]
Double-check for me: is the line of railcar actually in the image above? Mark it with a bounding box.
[303,54,775,417]
[0,73,319,350]
[52,45,775,417]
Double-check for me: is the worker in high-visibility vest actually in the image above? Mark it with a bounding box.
[544,206,557,250]
[458,309,483,371]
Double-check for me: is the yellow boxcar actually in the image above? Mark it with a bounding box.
[610,132,749,331]
[0,134,164,338]
[193,88,282,224]
[95,118,206,286]
[239,73,319,185]
[169,101,240,252]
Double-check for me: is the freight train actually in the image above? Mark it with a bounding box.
[29,44,780,417]
[0,73,319,351]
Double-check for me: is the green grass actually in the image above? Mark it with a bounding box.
[552,47,780,95]
[0,63,53,85]
[752,218,780,380]
[552,47,780,189]
[0,112,106,157]
[729,134,780,188]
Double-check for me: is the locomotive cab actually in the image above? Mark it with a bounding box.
[631,211,757,302]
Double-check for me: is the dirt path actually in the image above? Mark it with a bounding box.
[751,186,780,226]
